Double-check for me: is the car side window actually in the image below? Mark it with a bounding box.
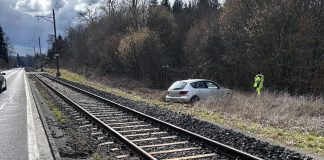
[206,81,218,89]
[190,82,198,88]
[196,81,208,89]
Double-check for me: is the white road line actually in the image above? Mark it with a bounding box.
[4,69,19,80]
[0,102,6,110]
[25,73,40,160]
[6,71,17,78]
[6,73,16,80]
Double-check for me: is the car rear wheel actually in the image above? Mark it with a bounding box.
[190,96,199,103]
[4,81,6,91]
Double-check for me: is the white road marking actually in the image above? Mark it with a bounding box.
[4,69,19,80]
[0,90,15,110]
[6,71,17,79]
[25,73,40,160]
[0,102,6,110]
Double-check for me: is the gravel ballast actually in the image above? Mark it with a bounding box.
[40,75,225,159]
[33,76,141,159]
[54,76,315,160]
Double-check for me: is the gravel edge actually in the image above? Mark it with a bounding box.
[29,76,62,160]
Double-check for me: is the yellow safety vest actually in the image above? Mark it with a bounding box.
[253,74,264,89]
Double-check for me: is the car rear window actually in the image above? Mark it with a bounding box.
[170,82,187,90]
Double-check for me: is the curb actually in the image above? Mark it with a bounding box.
[28,77,62,160]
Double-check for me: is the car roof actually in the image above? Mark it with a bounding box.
[177,79,212,83]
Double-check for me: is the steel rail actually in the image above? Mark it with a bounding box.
[42,74,263,160]
[35,75,157,160]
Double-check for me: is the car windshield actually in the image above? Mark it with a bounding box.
[170,82,187,90]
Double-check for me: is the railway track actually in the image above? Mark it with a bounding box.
[34,74,262,160]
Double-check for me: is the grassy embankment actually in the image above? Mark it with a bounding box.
[46,69,323,156]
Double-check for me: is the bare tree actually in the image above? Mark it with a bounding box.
[76,0,101,25]
[51,0,323,93]
[100,0,118,16]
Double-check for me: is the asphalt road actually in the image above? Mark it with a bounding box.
[0,68,28,160]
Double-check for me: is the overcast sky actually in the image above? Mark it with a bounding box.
[0,0,89,56]
[0,0,224,56]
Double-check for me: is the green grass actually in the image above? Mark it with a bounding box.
[42,91,66,124]
[51,107,66,124]
[32,75,66,124]
[46,69,323,156]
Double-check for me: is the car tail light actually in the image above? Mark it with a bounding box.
[179,91,188,96]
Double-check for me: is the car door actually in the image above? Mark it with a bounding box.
[195,81,209,99]
[205,81,220,96]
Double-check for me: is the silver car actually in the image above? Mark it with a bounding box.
[0,72,7,93]
[165,79,230,103]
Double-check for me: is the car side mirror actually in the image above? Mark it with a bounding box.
[1,73,5,75]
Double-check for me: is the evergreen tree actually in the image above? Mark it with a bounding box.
[16,54,21,66]
[197,0,210,12]
[172,0,183,14]
[0,26,8,64]
[47,35,65,63]
[210,0,219,9]
[149,0,158,7]
[161,0,171,9]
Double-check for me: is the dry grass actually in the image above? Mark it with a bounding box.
[195,91,324,135]
[45,69,324,155]
[47,69,166,101]
[85,73,165,101]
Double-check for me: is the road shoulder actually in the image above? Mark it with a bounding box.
[25,73,55,160]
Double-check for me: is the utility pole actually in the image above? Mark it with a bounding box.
[53,9,60,76]
[38,37,43,71]
[33,46,37,70]
[35,9,60,76]
[29,39,37,70]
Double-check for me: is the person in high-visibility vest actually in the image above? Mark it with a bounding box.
[253,72,264,95]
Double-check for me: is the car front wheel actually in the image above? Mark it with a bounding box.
[0,82,2,93]
[190,96,199,103]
